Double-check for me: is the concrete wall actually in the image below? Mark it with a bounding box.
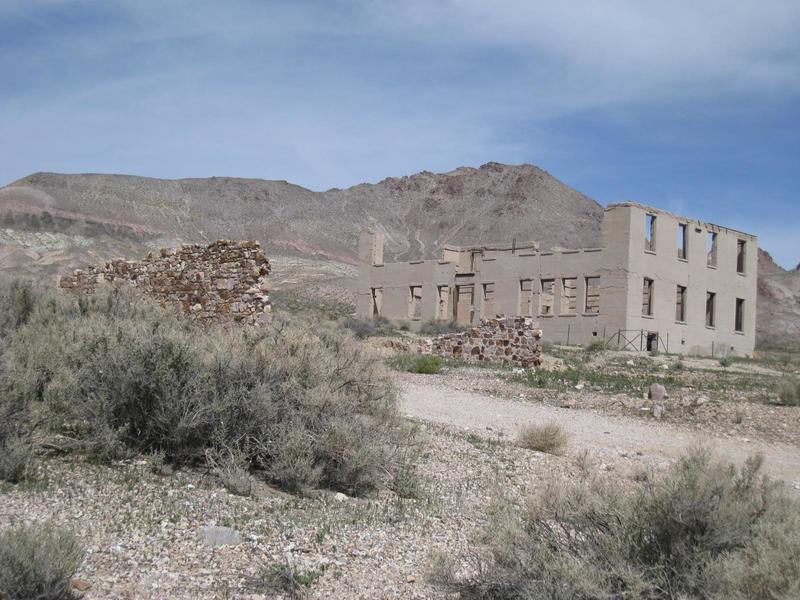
[356,203,758,356]
[607,203,757,356]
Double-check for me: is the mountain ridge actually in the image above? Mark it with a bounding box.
[0,163,797,347]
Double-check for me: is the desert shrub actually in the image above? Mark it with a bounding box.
[387,353,442,374]
[414,355,442,374]
[1,280,415,496]
[584,339,607,353]
[341,316,395,338]
[419,319,464,336]
[434,448,800,600]
[0,522,84,600]
[516,422,568,455]
[777,377,800,406]
[0,383,34,483]
[719,355,733,368]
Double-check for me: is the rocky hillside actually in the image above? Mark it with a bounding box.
[0,163,796,345]
[756,249,800,348]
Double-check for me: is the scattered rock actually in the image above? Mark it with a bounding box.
[626,360,635,366]
[334,492,349,502]
[199,525,242,547]
[574,383,584,391]
[70,579,92,592]
[406,575,416,583]
[648,383,668,401]
[695,396,708,406]
[652,404,665,419]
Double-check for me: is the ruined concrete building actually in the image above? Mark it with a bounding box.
[357,203,757,356]
[60,240,272,325]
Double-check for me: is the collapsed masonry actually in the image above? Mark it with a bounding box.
[424,316,543,368]
[59,240,272,325]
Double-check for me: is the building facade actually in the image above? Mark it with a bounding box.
[356,203,757,356]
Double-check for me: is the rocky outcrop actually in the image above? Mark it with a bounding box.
[424,317,543,368]
[59,240,271,325]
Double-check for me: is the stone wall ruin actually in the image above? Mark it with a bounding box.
[424,316,542,368]
[59,240,272,325]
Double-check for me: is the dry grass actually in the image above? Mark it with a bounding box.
[516,422,568,455]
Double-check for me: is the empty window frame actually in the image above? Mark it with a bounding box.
[737,239,747,274]
[561,277,577,315]
[540,279,555,315]
[483,282,495,317]
[675,285,687,322]
[437,285,450,320]
[706,292,716,328]
[707,232,718,267]
[645,214,657,252]
[735,298,745,333]
[642,277,654,316]
[409,286,422,320]
[584,276,600,314]
[677,223,688,260]
[519,279,533,316]
[370,287,383,319]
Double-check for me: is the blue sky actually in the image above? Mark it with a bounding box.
[1,1,798,267]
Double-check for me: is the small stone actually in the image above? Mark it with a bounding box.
[695,396,708,406]
[648,383,668,401]
[200,525,242,547]
[70,579,92,592]
[334,492,348,502]
[574,383,584,391]
[626,359,635,366]
[406,575,416,583]
[653,404,665,419]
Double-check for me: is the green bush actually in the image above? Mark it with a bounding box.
[414,355,442,374]
[778,377,800,406]
[0,280,416,496]
[0,522,84,600]
[584,339,607,353]
[433,448,800,599]
[419,319,465,336]
[388,353,442,374]
[517,422,568,455]
[719,355,733,368]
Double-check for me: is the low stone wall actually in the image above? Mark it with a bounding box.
[59,240,272,325]
[424,316,543,368]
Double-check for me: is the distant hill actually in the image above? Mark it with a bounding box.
[0,163,796,346]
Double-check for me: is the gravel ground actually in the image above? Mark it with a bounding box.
[2,350,797,599]
[0,420,566,599]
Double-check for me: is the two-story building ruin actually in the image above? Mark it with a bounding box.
[357,203,757,356]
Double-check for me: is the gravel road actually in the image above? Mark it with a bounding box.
[400,379,800,490]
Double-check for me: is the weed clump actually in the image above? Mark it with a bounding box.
[719,355,733,368]
[419,319,465,336]
[432,448,800,600]
[341,316,396,338]
[388,353,442,374]
[0,522,84,600]
[517,422,568,455]
[0,279,416,497]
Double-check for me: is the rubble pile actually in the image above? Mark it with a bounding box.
[59,240,271,325]
[425,316,542,368]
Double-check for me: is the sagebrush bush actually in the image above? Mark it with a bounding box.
[418,319,464,336]
[434,448,800,600]
[719,355,733,368]
[341,316,395,338]
[778,377,800,406]
[0,280,416,496]
[0,522,84,600]
[517,422,568,455]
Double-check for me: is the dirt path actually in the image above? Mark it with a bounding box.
[400,379,800,490]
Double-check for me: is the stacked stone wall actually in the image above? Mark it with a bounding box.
[424,316,542,367]
[59,240,271,325]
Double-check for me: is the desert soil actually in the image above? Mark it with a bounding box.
[1,365,798,600]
